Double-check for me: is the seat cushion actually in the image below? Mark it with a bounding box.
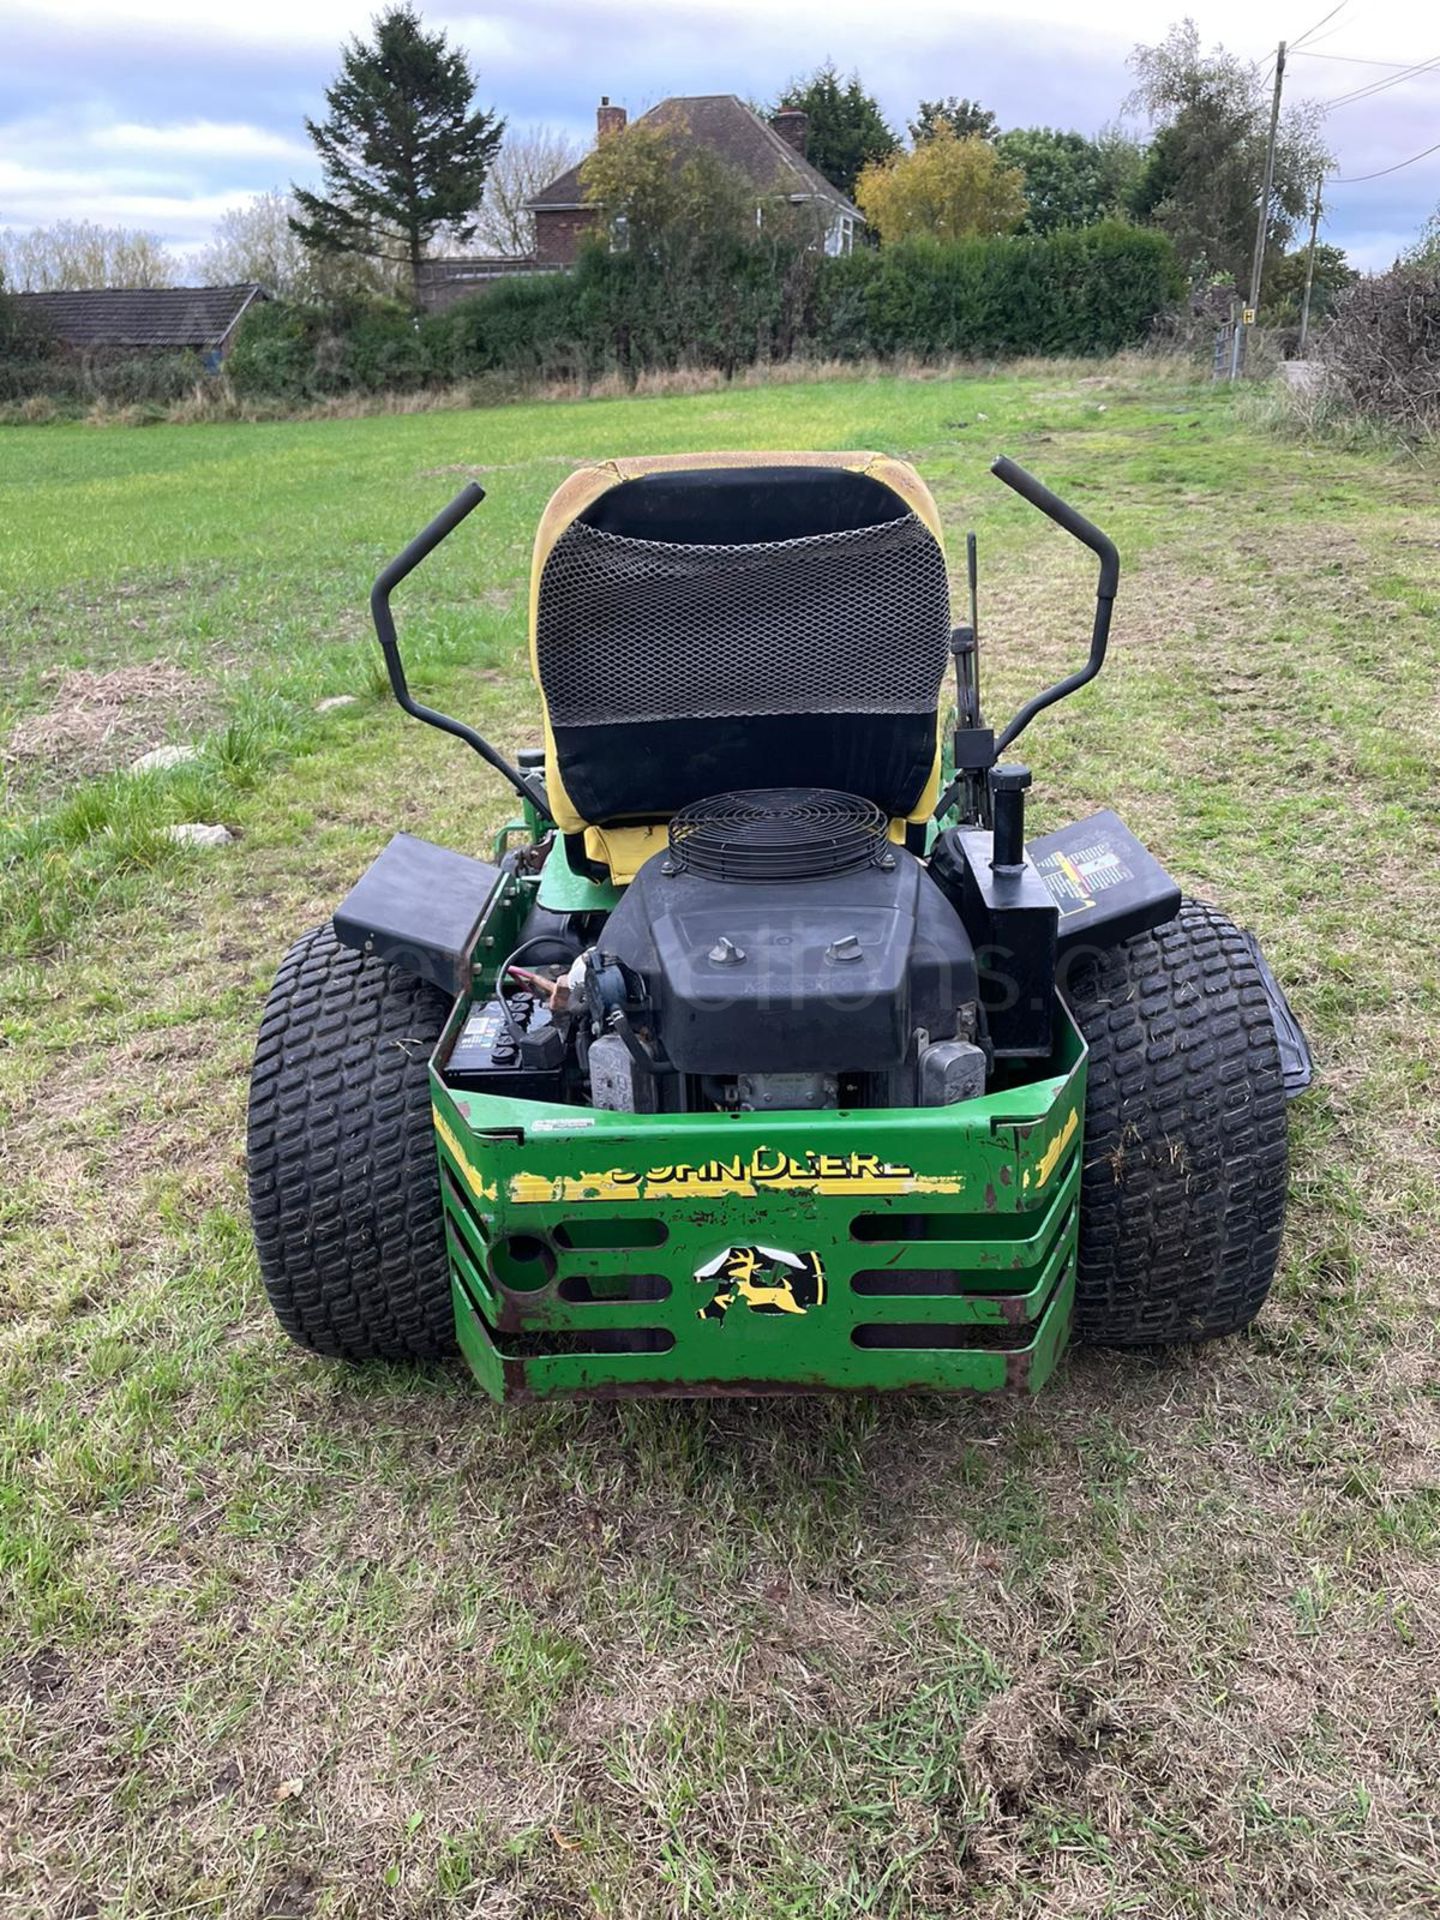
[532,459,953,830]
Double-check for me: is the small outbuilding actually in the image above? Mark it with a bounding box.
[14,284,268,366]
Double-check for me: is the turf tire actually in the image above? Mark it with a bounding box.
[247,924,458,1361]
[1062,898,1288,1347]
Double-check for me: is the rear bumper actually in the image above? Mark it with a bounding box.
[430,1005,1086,1402]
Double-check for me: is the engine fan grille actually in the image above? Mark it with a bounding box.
[668,788,891,884]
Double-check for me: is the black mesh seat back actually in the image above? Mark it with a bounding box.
[534,466,953,828]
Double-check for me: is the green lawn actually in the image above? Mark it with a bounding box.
[2,364,1438,1919]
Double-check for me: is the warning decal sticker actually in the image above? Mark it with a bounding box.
[1033,833,1137,918]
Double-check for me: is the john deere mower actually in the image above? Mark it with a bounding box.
[247,451,1311,1400]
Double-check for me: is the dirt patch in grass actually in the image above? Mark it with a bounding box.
[4,663,220,794]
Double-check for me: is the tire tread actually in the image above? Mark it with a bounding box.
[1063,898,1288,1346]
[246,925,457,1361]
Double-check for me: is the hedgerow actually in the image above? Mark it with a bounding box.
[226,223,1182,400]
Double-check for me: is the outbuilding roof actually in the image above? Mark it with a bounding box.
[14,284,268,350]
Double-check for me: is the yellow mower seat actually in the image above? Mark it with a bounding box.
[528,451,953,882]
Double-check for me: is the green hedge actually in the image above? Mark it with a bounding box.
[811,225,1184,358]
[226,223,1185,401]
[0,348,208,406]
[226,299,437,399]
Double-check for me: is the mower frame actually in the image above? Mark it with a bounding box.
[430,859,1085,1401]
[355,459,1126,1401]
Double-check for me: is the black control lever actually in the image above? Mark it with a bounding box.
[370,484,553,820]
[989,456,1120,753]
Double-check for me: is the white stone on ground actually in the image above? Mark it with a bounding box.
[130,743,199,774]
[165,823,233,848]
[315,694,359,712]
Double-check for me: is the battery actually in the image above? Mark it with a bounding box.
[444,996,567,1099]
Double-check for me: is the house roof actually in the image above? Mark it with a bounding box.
[527,95,860,219]
[14,284,268,350]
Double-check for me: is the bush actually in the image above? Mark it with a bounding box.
[0,284,209,410]
[227,298,434,399]
[811,224,1183,359]
[425,224,1178,387]
[1315,264,1440,438]
[0,348,206,407]
[427,272,590,382]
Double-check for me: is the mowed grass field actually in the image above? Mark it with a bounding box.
[2,364,1438,1919]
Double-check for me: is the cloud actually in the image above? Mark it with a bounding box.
[0,112,308,245]
[0,146,266,244]
[93,121,310,162]
[0,0,1436,264]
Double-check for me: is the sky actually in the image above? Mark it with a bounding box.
[2,0,1437,272]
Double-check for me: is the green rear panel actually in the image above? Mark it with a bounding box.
[430,1006,1085,1402]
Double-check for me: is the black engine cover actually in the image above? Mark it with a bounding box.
[599,850,976,1075]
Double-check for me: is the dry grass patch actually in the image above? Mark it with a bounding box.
[4,663,218,796]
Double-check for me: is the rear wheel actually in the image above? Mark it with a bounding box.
[247,924,458,1361]
[1062,899,1288,1347]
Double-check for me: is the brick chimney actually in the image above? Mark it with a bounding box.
[772,108,808,157]
[597,96,628,139]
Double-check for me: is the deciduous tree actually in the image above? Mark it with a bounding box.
[855,126,1025,244]
[1405,208,1440,268]
[0,221,176,291]
[579,119,754,260]
[993,126,1144,234]
[1263,241,1354,324]
[198,190,404,300]
[464,125,585,257]
[291,4,504,302]
[1127,18,1329,286]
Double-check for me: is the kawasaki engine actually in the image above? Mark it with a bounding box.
[576,789,983,1113]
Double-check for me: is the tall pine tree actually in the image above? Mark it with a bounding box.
[774,64,897,200]
[292,6,503,303]
[909,99,998,144]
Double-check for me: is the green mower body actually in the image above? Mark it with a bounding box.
[247,450,1309,1400]
[431,862,1085,1403]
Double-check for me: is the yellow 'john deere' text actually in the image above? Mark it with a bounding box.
[508,1147,965,1205]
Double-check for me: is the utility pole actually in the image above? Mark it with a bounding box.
[1235,39,1286,379]
[1297,172,1324,356]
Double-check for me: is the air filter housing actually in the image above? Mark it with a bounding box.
[668,787,890,884]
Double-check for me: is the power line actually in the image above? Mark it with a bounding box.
[1290,1,1349,51]
[1334,136,1440,183]
[1325,51,1440,110]
[1291,50,1421,68]
[1276,8,1440,204]
[1327,59,1440,108]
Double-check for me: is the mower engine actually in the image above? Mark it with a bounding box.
[576,788,983,1115]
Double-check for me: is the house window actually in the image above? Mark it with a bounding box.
[825,214,855,258]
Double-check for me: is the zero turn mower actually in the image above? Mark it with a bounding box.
[247,451,1310,1399]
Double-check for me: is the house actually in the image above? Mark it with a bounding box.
[525,94,862,266]
[14,284,268,365]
